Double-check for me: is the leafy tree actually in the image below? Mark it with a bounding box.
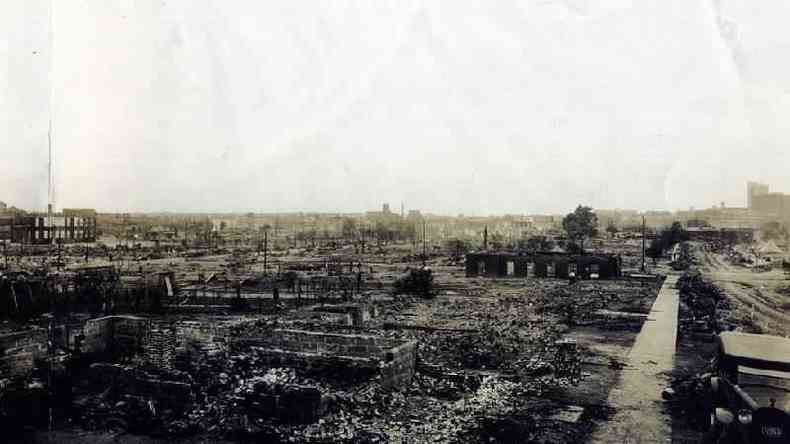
[564,241,583,254]
[562,205,598,253]
[648,221,689,258]
[661,222,689,248]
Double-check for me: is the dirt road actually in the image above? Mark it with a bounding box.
[699,249,790,336]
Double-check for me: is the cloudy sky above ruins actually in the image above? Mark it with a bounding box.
[2,0,790,215]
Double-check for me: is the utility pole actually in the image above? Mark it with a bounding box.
[641,215,646,273]
[263,229,268,274]
[422,220,427,259]
[56,238,62,270]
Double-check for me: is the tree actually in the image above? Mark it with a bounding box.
[648,221,689,259]
[564,241,583,254]
[660,222,688,248]
[562,205,598,253]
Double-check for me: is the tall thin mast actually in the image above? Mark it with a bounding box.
[47,0,55,237]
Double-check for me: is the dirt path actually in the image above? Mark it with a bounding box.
[699,250,790,336]
[589,274,679,444]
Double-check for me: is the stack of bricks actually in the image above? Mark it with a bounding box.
[143,327,177,369]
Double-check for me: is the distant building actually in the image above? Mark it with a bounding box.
[747,181,770,209]
[0,208,97,244]
[685,227,755,244]
[365,202,403,224]
[752,192,790,215]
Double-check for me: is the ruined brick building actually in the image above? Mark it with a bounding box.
[465,252,621,279]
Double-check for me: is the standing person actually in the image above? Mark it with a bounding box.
[272,283,280,306]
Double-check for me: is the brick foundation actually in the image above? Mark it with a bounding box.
[311,303,378,327]
[87,363,194,408]
[0,329,47,377]
[235,329,417,391]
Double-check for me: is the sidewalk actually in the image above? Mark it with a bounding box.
[590,273,680,443]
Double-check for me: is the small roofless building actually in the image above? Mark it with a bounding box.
[466,252,621,280]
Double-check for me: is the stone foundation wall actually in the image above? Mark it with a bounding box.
[81,315,149,357]
[0,329,46,377]
[236,329,417,391]
[88,363,194,407]
[380,340,418,390]
[312,303,378,327]
[254,349,380,382]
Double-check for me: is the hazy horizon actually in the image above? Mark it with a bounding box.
[3,1,790,215]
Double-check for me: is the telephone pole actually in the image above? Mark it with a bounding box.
[422,220,427,259]
[263,229,268,274]
[641,215,646,272]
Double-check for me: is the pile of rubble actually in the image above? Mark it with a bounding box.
[676,270,730,334]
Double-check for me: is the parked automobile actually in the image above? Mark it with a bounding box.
[708,331,790,443]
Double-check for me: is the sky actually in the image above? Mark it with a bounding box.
[2,0,789,215]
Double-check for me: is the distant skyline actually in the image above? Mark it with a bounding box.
[3,1,790,215]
